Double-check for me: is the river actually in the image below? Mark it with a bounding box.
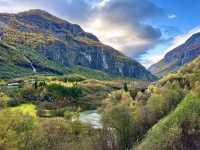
[79,110,101,128]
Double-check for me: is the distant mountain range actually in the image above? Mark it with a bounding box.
[0,9,156,81]
[149,32,200,77]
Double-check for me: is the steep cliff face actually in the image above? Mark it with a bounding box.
[0,9,156,81]
[149,32,200,77]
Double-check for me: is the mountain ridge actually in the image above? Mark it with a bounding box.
[0,9,156,81]
[149,32,200,77]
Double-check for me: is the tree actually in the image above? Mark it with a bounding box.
[123,82,129,92]
[102,91,135,150]
[0,109,35,150]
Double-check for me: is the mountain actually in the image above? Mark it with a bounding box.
[149,32,200,77]
[136,54,200,150]
[0,9,156,81]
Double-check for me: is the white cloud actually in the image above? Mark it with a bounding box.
[97,0,111,8]
[83,17,153,54]
[81,0,163,58]
[168,14,176,19]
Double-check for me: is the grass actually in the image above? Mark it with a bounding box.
[49,80,74,88]
[68,66,115,80]
[0,64,34,79]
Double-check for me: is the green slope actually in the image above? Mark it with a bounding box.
[0,41,119,80]
[136,55,200,150]
[0,41,66,79]
[136,92,200,150]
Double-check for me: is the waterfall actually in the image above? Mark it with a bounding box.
[101,48,109,69]
[24,57,37,73]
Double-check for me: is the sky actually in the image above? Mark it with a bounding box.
[0,0,200,68]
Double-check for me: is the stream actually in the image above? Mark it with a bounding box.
[79,110,101,128]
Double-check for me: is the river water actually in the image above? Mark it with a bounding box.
[79,110,101,128]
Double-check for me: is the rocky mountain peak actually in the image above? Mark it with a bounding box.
[149,32,200,77]
[17,9,71,25]
[185,32,200,46]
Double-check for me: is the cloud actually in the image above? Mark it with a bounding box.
[100,0,164,21]
[0,0,164,60]
[168,14,176,19]
[0,0,38,12]
[84,0,164,57]
[84,17,162,57]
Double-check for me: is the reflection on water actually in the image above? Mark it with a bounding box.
[79,110,101,128]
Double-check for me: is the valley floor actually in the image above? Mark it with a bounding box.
[0,56,200,150]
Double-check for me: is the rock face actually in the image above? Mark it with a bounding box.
[149,32,200,77]
[0,9,156,81]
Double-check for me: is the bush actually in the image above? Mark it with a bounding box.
[146,81,184,124]
[7,98,19,107]
[0,109,35,150]
[47,83,82,99]
[123,82,128,92]
[0,92,9,108]
[20,85,39,102]
[62,74,86,82]
[50,108,68,117]
[64,111,75,121]
[64,111,79,121]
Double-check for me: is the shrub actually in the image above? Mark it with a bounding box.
[50,108,68,117]
[0,92,9,108]
[47,83,82,99]
[0,109,35,150]
[20,85,39,102]
[64,111,75,121]
[64,111,79,121]
[146,81,184,124]
[38,81,46,87]
[123,82,128,92]
[7,98,19,107]
[62,74,86,82]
